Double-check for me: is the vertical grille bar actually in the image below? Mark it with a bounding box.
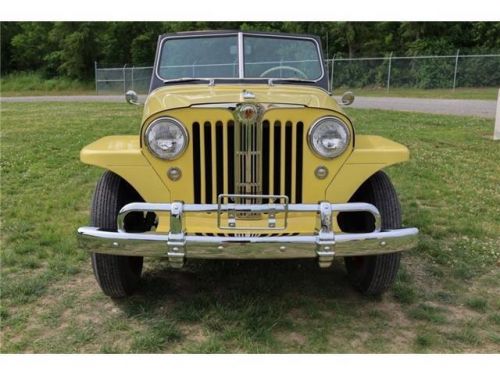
[216,121,224,198]
[192,122,201,204]
[273,121,281,195]
[262,120,270,196]
[290,122,297,203]
[295,122,304,203]
[268,120,275,195]
[199,122,206,203]
[211,122,218,203]
[203,122,212,203]
[279,122,286,196]
[251,121,255,195]
[285,122,293,201]
[222,121,229,195]
[227,121,235,194]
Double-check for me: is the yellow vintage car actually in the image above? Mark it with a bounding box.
[78,31,418,298]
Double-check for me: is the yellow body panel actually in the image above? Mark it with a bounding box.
[142,84,342,120]
[80,85,410,234]
[80,136,171,202]
[141,107,353,204]
[325,135,409,203]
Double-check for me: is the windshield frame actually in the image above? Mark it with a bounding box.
[153,31,325,85]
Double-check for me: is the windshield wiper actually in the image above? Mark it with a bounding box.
[267,77,313,86]
[163,77,215,86]
[162,77,314,86]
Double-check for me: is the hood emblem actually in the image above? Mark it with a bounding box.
[241,90,256,100]
[234,103,264,124]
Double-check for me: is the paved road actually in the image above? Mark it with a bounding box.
[337,96,496,119]
[1,95,497,118]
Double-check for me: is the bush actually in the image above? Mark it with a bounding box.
[1,72,93,94]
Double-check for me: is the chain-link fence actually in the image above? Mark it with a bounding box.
[95,52,500,95]
[327,52,500,91]
[95,63,153,95]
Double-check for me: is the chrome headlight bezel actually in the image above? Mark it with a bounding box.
[307,116,351,159]
[144,117,188,160]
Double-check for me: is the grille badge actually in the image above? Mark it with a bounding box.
[234,103,264,125]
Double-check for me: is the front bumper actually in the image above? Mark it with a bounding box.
[77,201,418,268]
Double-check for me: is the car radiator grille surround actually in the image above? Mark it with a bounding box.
[192,119,304,204]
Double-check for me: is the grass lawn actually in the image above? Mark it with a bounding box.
[1,103,499,353]
[333,87,499,101]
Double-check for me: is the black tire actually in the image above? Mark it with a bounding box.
[90,171,144,298]
[339,171,402,296]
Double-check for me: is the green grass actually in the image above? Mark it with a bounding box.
[414,330,443,351]
[465,297,488,313]
[1,103,499,353]
[408,304,447,324]
[333,87,499,100]
[392,266,418,304]
[0,72,94,97]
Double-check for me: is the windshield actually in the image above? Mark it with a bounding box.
[158,35,239,80]
[157,33,323,81]
[243,36,322,80]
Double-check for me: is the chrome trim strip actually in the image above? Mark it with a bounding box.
[190,103,306,109]
[77,226,418,258]
[116,201,381,230]
[238,32,244,79]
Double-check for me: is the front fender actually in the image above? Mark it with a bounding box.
[326,135,410,203]
[81,135,409,208]
[80,136,171,202]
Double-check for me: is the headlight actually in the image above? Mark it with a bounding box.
[144,117,188,160]
[308,116,350,158]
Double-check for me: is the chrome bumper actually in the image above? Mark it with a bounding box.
[77,201,418,268]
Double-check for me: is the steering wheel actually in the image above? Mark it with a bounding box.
[259,65,308,79]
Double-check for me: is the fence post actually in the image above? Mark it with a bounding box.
[123,64,127,94]
[452,49,460,91]
[326,33,329,65]
[494,89,500,140]
[131,66,134,91]
[94,61,98,95]
[330,54,335,93]
[386,52,393,91]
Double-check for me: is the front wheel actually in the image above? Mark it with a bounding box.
[339,171,402,296]
[90,171,145,298]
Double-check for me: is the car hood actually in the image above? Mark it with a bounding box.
[142,84,343,121]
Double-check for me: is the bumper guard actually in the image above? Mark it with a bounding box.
[77,201,418,268]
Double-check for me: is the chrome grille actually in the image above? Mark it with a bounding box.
[235,119,262,209]
[192,119,303,204]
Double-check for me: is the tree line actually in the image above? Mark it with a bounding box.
[1,22,499,81]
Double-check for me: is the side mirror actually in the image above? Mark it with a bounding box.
[341,91,355,106]
[125,90,141,106]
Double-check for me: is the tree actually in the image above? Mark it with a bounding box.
[1,21,499,82]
